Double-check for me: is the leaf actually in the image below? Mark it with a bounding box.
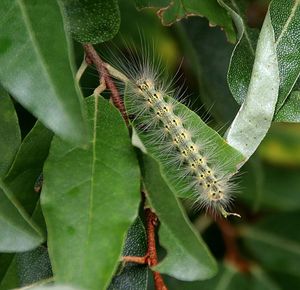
[0,0,87,144]
[108,217,148,290]
[0,256,19,290]
[0,180,44,252]
[126,96,245,199]
[241,211,300,277]
[179,17,239,123]
[0,247,52,289]
[271,0,300,111]
[225,10,280,160]
[4,122,53,214]
[0,87,21,178]
[142,155,217,281]
[16,246,52,287]
[0,254,14,282]
[60,0,120,44]
[274,91,300,122]
[41,95,140,290]
[218,0,259,105]
[223,0,300,119]
[135,0,236,42]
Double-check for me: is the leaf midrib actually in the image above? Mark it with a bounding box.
[17,0,70,119]
[275,0,300,46]
[87,96,98,248]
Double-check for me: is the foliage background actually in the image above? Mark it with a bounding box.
[1,0,300,289]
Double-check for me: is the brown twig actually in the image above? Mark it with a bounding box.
[83,43,128,123]
[123,208,168,290]
[216,218,251,273]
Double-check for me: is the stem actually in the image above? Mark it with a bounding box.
[122,208,168,290]
[83,43,128,123]
[145,208,168,290]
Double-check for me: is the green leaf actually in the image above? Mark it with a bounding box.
[0,254,14,282]
[4,122,53,214]
[0,244,52,289]
[0,0,87,144]
[0,87,21,178]
[0,180,44,252]
[60,0,120,44]
[142,155,217,281]
[16,246,52,287]
[274,91,300,122]
[108,217,148,290]
[178,17,238,123]
[225,10,280,160]
[218,0,259,105]
[126,96,244,199]
[271,0,300,111]
[241,211,300,277]
[223,0,300,120]
[41,95,140,290]
[0,256,19,290]
[135,0,236,42]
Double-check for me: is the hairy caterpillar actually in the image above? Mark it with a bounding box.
[105,44,241,218]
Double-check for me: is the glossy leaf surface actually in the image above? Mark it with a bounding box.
[0,0,86,144]
[61,0,120,44]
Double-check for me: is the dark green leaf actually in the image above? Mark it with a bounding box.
[5,122,53,214]
[0,0,87,144]
[0,257,18,290]
[224,0,300,120]
[0,254,13,282]
[0,180,43,252]
[275,91,300,122]
[16,246,52,287]
[109,217,148,290]
[60,0,120,44]
[218,0,259,105]
[41,95,140,290]
[179,17,238,123]
[142,155,217,280]
[241,211,300,277]
[0,87,20,178]
[135,0,236,42]
[271,0,300,111]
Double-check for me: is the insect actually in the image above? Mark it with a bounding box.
[104,41,240,218]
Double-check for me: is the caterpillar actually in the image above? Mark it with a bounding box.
[104,45,240,218]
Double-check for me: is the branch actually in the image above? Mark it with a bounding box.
[123,208,168,290]
[83,43,128,124]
